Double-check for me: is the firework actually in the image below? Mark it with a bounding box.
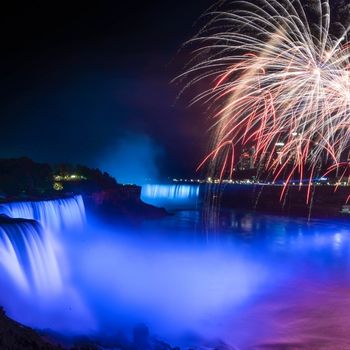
[180,0,350,203]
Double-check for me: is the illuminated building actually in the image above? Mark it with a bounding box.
[238,146,256,171]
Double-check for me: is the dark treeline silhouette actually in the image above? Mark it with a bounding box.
[0,157,119,198]
[0,157,167,218]
[0,157,53,197]
[54,163,118,193]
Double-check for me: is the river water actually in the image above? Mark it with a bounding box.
[1,187,350,349]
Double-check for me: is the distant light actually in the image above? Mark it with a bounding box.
[53,182,63,191]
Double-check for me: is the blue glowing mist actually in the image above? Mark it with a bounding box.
[1,188,350,348]
[98,134,163,185]
[0,194,271,346]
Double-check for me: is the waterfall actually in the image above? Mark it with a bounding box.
[0,219,62,293]
[0,195,86,233]
[0,195,86,295]
[141,184,201,209]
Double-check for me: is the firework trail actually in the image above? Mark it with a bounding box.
[180,0,350,203]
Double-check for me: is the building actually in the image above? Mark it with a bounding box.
[237,146,256,171]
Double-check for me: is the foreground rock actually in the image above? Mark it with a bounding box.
[84,186,168,221]
[0,308,62,350]
[0,307,236,350]
[0,310,178,350]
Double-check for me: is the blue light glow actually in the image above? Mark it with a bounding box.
[0,192,350,348]
[141,184,201,209]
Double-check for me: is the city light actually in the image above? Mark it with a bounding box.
[182,0,350,202]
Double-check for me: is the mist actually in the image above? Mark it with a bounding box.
[97,134,163,185]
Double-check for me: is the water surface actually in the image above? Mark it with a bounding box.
[1,188,350,349]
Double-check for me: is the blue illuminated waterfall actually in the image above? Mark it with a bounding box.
[0,219,62,293]
[0,195,86,232]
[0,195,86,294]
[141,184,201,209]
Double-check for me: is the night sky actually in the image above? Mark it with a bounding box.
[0,1,214,183]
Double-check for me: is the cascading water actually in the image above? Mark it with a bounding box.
[0,195,86,295]
[0,195,92,332]
[141,184,201,209]
[0,218,62,294]
[0,195,86,232]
